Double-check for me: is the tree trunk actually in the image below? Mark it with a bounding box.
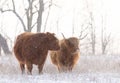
[0,46,1,55]
[37,0,44,32]
[0,34,11,55]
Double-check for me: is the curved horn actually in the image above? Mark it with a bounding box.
[61,33,66,39]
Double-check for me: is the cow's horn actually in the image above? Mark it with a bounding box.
[61,33,66,39]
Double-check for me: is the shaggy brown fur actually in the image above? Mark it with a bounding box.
[50,37,80,72]
[13,32,60,74]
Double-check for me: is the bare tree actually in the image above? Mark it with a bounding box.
[43,0,60,32]
[85,0,96,54]
[26,0,38,32]
[0,0,61,33]
[90,14,96,55]
[0,0,39,32]
[79,24,88,40]
[101,15,111,54]
[86,11,96,55]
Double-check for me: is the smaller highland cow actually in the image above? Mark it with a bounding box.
[50,36,80,72]
[14,32,60,74]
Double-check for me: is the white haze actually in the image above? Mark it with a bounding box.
[0,0,120,82]
[0,0,120,54]
[1,54,120,83]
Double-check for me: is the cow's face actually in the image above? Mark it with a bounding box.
[65,37,80,54]
[46,32,60,50]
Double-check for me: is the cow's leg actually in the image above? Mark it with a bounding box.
[20,63,25,74]
[57,66,61,72]
[38,63,44,74]
[58,66,64,73]
[38,59,47,74]
[26,62,33,75]
[57,64,63,73]
[38,55,47,74]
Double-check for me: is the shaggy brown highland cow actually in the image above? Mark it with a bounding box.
[50,36,80,72]
[13,32,60,74]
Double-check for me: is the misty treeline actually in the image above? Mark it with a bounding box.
[0,0,112,55]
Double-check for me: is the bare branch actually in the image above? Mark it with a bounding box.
[0,8,27,31]
[44,1,61,10]
[0,9,12,12]
[12,0,15,10]
[13,11,27,31]
[0,0,27,31]
[33,10,38,14]
[0,0,8,7]
[31,22,37,28]
[79,33,88,40]
[52,3,61,8]
[44,0,53,32]
[43,6,51,32]
[79,24,88,40]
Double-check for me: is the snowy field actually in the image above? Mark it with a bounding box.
[1,54,120,83]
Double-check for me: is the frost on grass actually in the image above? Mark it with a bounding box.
[1,54,120,83]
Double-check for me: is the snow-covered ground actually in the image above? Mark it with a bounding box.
[1,54,120,83]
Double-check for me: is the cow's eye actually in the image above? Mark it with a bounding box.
[70,43,74,47]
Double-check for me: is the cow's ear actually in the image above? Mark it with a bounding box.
[65,39,74,47]
[46,32,55,36]
[65,40,70,45]
[46,32,56,41]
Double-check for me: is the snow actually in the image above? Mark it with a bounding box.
[1,54,120,83]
